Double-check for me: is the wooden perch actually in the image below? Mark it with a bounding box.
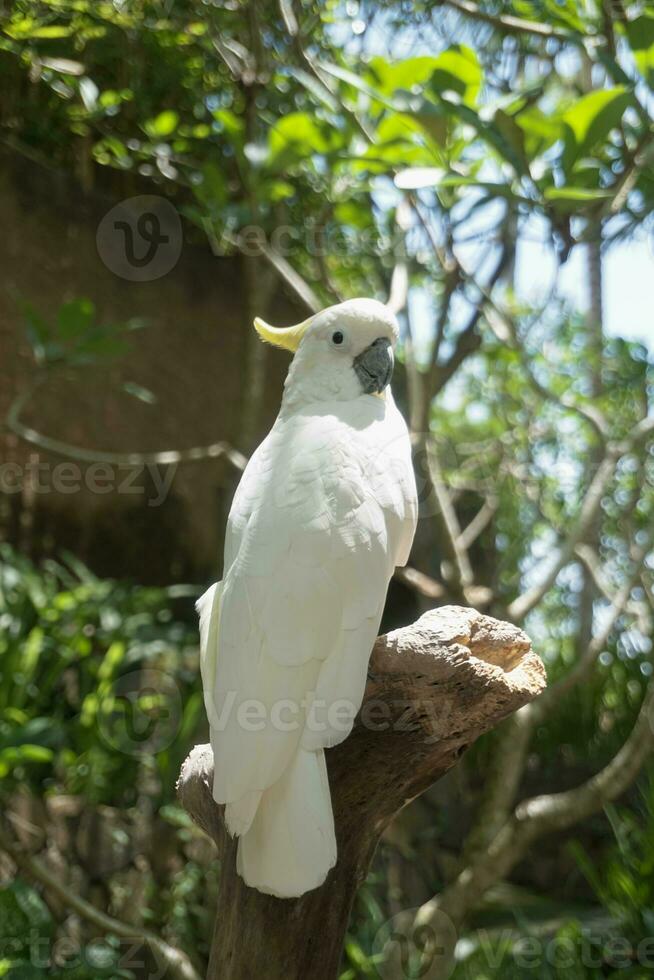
[177,605,545,980]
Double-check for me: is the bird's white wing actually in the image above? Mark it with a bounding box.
[206,394,417,815]
[302,392,417,749]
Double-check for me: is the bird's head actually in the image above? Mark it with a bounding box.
[254,298,399,404]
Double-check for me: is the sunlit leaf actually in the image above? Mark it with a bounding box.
[144,109,179,138]
[269,112,339,163]
[429,45,482,105]
[367,55,444,95]
[561,87,631,171]
[544,185,613,211]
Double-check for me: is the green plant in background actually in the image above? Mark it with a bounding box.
[0,546,214,973]
[0,544,202,803]
[0,880,134,979]
[17,298,145,370]
[1,0,654,972]
[3,0,652,298]
[571,781,654,958]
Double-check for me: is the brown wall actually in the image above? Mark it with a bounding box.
[0,149,299,584]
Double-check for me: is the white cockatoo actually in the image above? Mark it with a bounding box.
[197,297,417,898]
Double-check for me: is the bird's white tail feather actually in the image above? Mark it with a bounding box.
[236,747,336,898]
[224,789,262,837]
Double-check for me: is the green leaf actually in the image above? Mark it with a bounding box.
[30,25,73,38]
[56,298,95,339]
[4,19,72,39]
[429,45,482,105]
[212,108,245,141]
[269,112,339,164]
[544,185,612,211]
[435,96,529,176]
[366,55,445,95]
[493,109,529,174]
[561,87,631,170]
[0,717,62,752]
[267,179,295,202]
[317,61,396,107]
[194,162,227,210]
[144,110,179,138]
[357,112,442,172]
[369,47,481,106]
[22,627,44,680]
[411,102,449,147]
[514,106,563,157]
[0,881,53,947]
[623,12,654,85]
[18,301,50,362]
[546,0,584,31]
[436,176,520,199]
[0,745,54,776]
[2,17,36,39]
[97,640,125,682]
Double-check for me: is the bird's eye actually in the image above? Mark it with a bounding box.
[331,331,344,346]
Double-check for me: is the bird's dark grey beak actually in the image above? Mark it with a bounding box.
[353,337,394,394]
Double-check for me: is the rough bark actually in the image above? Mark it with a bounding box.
[177,605,545,980]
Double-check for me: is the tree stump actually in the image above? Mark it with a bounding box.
[177,605,545,980]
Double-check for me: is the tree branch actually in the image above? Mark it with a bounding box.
[177,606,544,980]
[444,0,571,41]
[456,495,498,551]
[6,381,248,470]
[507,449,618,622]
[416,677,654,964]
[427,441,475,591]
[532,540,650,721]
[508,410,654,623]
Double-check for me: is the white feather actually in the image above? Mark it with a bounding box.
[198,300,417,898]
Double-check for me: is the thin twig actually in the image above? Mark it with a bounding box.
[445,0,572,41]
[0,822,201,980]
[456,496,498,551]
[532,542,649,720]
[6,382,248,470]
[417,677,654,937]
[426,442,474,591]
[508,409,654,623]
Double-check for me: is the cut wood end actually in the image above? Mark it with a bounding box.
[373,604,545,696]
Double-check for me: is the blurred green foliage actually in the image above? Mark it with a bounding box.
[0,878,133,978]
[1,0,653,975]
[2,0,653,300]
[0,547,215,973]
[0,544,202,803]
[18,298,145,370]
